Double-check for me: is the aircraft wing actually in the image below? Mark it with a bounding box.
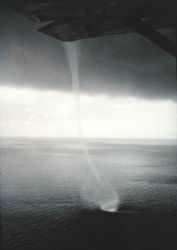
[7,0,177,56]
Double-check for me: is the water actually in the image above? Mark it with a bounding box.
[65,41,119,211]
[1,137,177,250]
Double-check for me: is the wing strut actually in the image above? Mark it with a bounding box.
[126,19,176,57]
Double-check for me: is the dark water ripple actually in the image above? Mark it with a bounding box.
[1,139,177,250]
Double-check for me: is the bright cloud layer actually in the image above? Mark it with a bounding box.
[0,86,176,138]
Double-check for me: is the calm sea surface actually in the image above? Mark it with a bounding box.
[1,138,177,250]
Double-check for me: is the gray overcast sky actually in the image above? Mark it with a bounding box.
[0,5,176,139]
[0,5,176,101]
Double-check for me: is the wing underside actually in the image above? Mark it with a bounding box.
[7,0,177,56]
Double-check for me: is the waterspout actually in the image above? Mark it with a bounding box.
[64,41,120,212]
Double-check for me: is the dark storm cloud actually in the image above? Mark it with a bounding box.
[0,6,176,100]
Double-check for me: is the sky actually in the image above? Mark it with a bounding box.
[0,6,176,139]
[0,86,176,138]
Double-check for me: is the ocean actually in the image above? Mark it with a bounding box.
[1,137,177,250]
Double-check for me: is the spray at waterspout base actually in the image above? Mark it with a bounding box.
[99,198,120,212]
[100,203,118,213]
